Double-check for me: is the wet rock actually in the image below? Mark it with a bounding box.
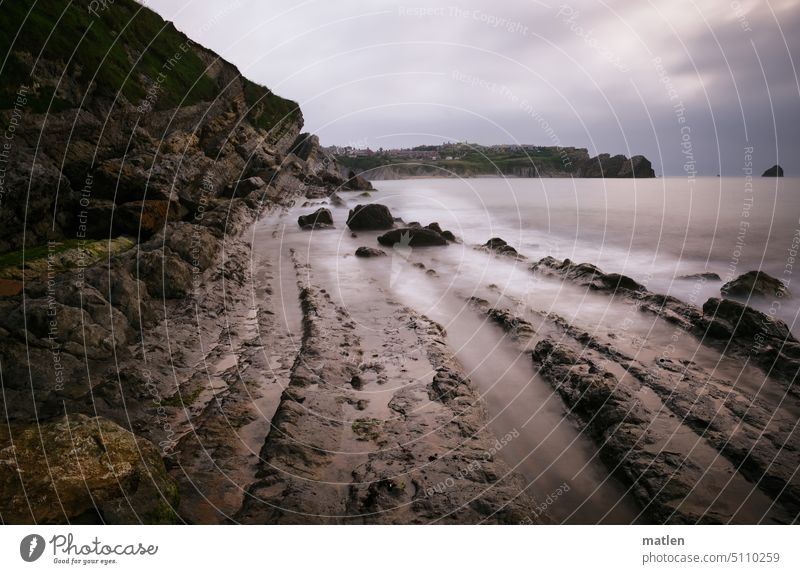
[481,237,525,260]
[531,256,645,293]
[355,246,387,258]
[346,204,394,230]
[329,193,345,206]
[298,207,334,229]
[702,297,794,342]
[762,165,784,177]
[0,414,179,523]
[344,170,374,191]
[377,228,449,247]
[721,270,790,298]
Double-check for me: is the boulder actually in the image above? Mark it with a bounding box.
[222,176,266,197]
[720,270,790,298]
[0,414,179,523]
[482,237,524,259]
[344,170,374,191]
[702,297,794,342]
[346,204,394,231]
[355,246,387,258]
[377,228,449,247]
[135,248,194,299]
[298,208,334,229]
[762,165,784,177]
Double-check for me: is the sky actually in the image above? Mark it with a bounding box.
[144,0,800,176]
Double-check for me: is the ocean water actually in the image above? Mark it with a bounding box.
[259,176,799,523]
[367,176,800,334]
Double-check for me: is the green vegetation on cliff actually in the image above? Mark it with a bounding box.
[0,0,299,124]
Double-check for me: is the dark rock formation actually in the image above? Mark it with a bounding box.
[345,170,374,191]
[702,297,795,343]
[0,414,178,523]
[480,237,526,260]
[355,246,387,258]
[377,228,449,247]
[762,165,784,177]
[346,204,395,230]
[721,270,790,298]
[531,256,645,292]
[223,176,267,198]
[576,154,655,178]
[297,208,334,229]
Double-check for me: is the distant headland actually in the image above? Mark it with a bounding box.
[330,143,655,180]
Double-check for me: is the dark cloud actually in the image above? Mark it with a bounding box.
[147,0,800,175]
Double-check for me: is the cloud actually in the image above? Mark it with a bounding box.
[146,0,800,175]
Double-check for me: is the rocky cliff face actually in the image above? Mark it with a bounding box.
[0,0,305,252]
[343,148,655,180]
[0,0,356,524]
[575,153,655,178]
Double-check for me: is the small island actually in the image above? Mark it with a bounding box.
[762,164,784,177]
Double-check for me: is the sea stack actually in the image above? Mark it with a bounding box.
[762,165,784,177]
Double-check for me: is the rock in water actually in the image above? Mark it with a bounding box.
[703,297,795,342]
[346,204,394,230]
[355,246,387,257]
[298,208,334,229]
[481,237,525,259]
[0,414,179,523]
[762,165,784,177]
[378,228,449,247]
[577,153,655,178]
[720,270,790,298]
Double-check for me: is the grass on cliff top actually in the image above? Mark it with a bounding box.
[0,0,299,127]
[336,147,581,176]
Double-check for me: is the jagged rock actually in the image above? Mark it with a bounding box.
[344,170,374,191]
[702,297,795,342]
[355,246,387,258]
[135,248,194,299]
[377,228,449,247]
[762,165,784,177]
[721,270,790,298]
[346,204,395,230]
[531,256,644,292]
[0,414,179,523]
[223,176,266,198]
[298,208,334,229]
[577,153,655,178]
[481,237,525,259]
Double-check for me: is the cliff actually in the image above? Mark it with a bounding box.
[335,146,656,180]
[0,0,353,523]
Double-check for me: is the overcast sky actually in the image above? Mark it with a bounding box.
[145,0,799,176]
